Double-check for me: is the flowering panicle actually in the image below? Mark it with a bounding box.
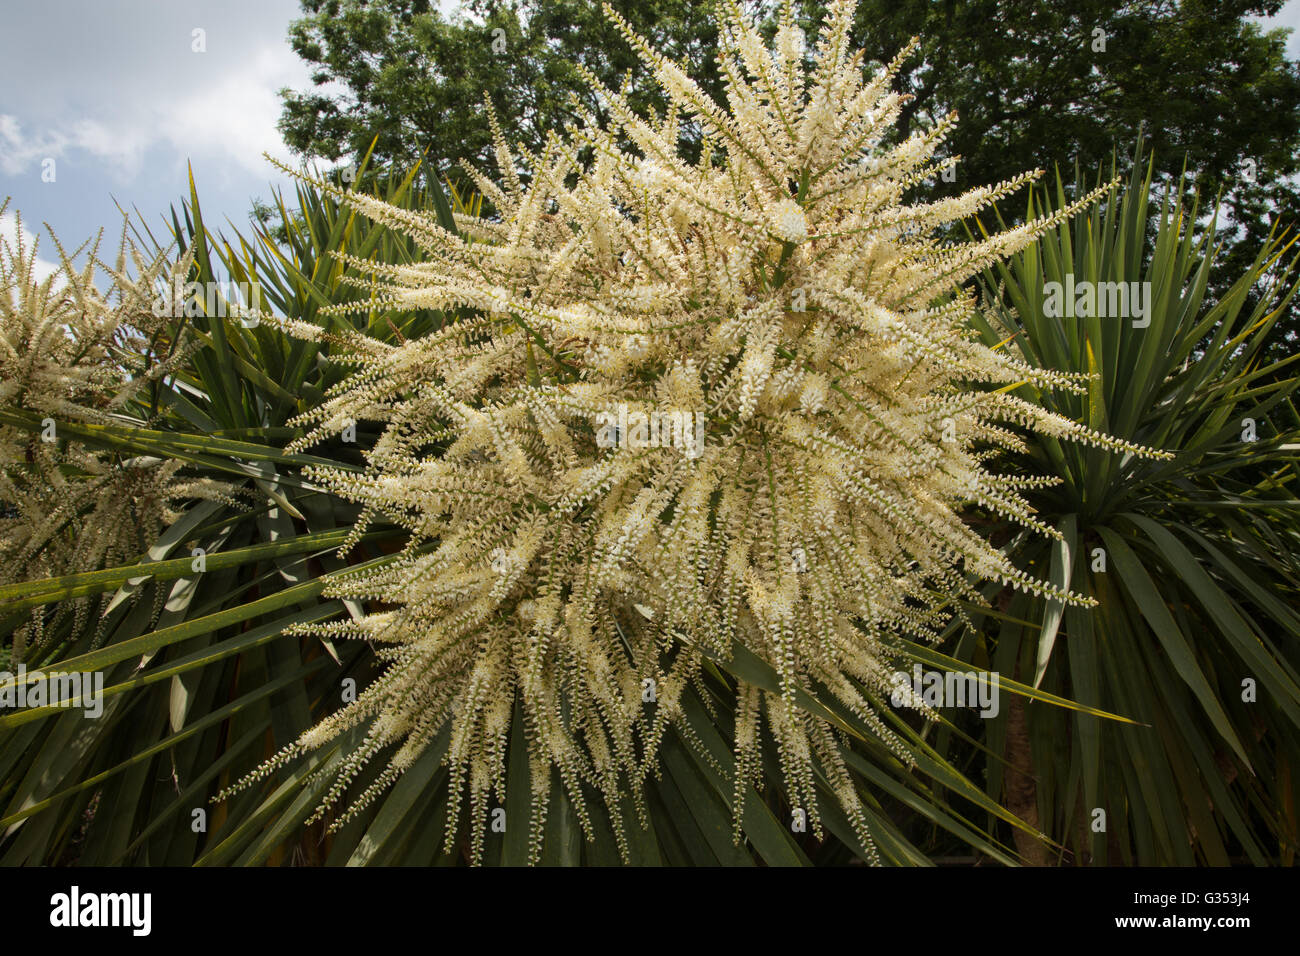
[237,0,1162,861]
[0,204,238,655]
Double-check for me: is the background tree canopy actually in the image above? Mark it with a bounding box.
[277,0,729,171]
[276,0,1300,352]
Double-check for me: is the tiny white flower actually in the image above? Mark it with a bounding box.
[799,374,827,414]
[489,285,511,313]
[774,23,805,65]
[773,199,808,243]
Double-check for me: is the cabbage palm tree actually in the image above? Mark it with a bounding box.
[963,154,1300,864]
[1,159,1064,865]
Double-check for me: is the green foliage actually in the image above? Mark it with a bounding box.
[966,153,1300,864]
[841,1,1300,206]
[841,0,1300,358]
[278,0,730,175]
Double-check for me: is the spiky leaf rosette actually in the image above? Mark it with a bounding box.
[239,0,1159,862]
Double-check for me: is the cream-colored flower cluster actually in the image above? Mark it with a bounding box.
[245,0,1158,862]
[0,204,234,655]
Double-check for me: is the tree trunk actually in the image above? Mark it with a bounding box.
[1004,662,1050,865]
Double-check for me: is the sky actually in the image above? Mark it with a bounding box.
[2,0,1300,283]
[0,0,323,280]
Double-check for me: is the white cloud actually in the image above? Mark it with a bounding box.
[0,14,311,186]
[158,44,307,180]
[1,113,152,181]
[0,1,318,252]
[0,115,63,177]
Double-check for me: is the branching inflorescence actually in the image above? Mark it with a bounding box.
[0,205,236,656]
[233,0,1162,863]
